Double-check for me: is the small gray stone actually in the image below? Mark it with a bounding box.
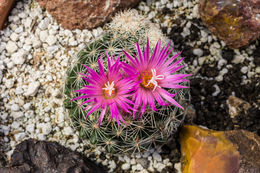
[241,66,248,74]
[152,152,162,162]
[193,48,203,57]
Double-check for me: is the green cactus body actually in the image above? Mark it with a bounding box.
[64,10,190,153]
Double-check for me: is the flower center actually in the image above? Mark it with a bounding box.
[102,81,117,99]
[140,69,164,91]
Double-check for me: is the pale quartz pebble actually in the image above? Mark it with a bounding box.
[11,121,20,129]
[63,126,74,136]
[23,103,31,110]
[193,48,203,57]
[26,124,35,133]
[39,30,49,42]
[46,35,57,46]
[11,111,24,119]
[41,122,52,135]
[11,51,26,65]
[24,81,40,96]
[14,132,26,141]
[37,133,46,140]
[11,104,20,112]
[5,41,18,53]
[10,32,19,41]
[256,67,260,73]
[152,152,162,162]
[5,79,14,88]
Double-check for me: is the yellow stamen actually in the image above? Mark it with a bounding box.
[140,69,164,91]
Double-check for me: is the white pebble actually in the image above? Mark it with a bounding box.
[241,66,248,74]
[215,75,223,82]
[212,84,221,96]
[14,132,26,141]
[41,122,52,135]
[63,126,74,136]
[38,18,50,30]
[11,121,20,129]
[193,48,203,57]
[39,30,49,42]
[152,152,162,162]
[218,59,227,69]
[256,67,260,73]
[11,51,26,65]
[11,111,24,119]
[5,79,14,88]
[26,124,35,133]
[46,35,57,46]
[108,160,116,170]
[198,57,206,65]
[232,55,245,64]
[155,162,166,172]
[15,87,24,95]
[14,26,24,33]
[11,104,20,112]
[136,163,143,171]
[24,81,40,96]
[37,133,46,140]
[10,32,19,41]
[122,163,130,170]
[1,125,10,135]
[23,103,31,110]
[174,162,182,173]
[5,41,18,53]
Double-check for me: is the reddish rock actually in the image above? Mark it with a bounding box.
[199,0,260,48]
[0,0,15,30]
[180,125,260,173]
[35,0,141,30]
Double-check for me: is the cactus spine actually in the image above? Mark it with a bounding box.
[64,10,190,153]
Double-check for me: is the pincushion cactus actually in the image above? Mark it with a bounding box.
[63,10,190,153]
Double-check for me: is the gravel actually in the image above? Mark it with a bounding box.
[0,0,259,173]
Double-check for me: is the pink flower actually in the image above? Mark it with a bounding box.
[71,54,136,127]
[122,39,191,118]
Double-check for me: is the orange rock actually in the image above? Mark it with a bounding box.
[180,125,260,173]
[180,125,240,173]
[0,0,15,30]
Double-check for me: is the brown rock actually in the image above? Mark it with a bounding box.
[0,139,105,173]
[0,0,15,30]
[199,0,260,48]
[227,95,251,118]
[35,0,141,30]
[180,125,260,173]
